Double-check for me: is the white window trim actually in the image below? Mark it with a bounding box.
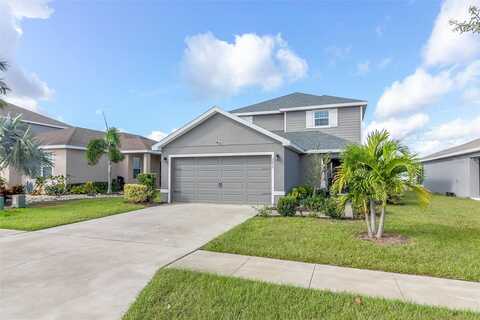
[167,152,278,205]
[306,109,338,129]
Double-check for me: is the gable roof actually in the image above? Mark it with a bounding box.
[36,127,157,151]
[152,107,304,153]
[272,130,351,152]
[0,103,71,128]
[422,138,480,162]
[230,92,367,115]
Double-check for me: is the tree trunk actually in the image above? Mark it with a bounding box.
[107,160,112,194]
[369,199,376,236]
[376,206,386,239]
[364,209,373,238]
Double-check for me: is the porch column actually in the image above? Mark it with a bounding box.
[143,153,151,173]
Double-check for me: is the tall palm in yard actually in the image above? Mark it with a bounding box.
[0,114,52,177]
[86,127,124,194]
[0,61,10,108]
[332,130,431,239]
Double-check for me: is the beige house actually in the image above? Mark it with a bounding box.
[1,103,161,188]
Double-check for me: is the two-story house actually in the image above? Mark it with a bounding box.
[153,92,367,205]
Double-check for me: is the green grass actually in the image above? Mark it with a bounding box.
[204,194,480,281]
[123,268,479,320]
[0,197,147,231]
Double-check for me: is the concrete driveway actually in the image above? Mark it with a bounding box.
[0,203,255,320]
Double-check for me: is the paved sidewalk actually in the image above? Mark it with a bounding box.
[170,250,480,313]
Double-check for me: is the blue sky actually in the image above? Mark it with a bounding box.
[1,0,480,155]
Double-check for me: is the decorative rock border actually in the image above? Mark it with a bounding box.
[26,193,122,204]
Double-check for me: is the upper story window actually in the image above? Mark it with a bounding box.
[314,111,329,127]
[306,109,338,129]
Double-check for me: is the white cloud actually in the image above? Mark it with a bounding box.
[376,68,453,118]
[375,25,383,37]
[411,116,480,156]
[0,0,54,111]
[455,60,480,87]
[366,113,429,140]
[182,32,307,98]
[463,87,480,104]
[425,116,480,141]
[423,0,480,66]
[356,61,370,76]
[147,130,168,142]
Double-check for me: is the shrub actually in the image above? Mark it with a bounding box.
[44,175,66,196]
[93,182,107,194]
[288,185,314,204]
[70,185,86,194]
[276,195,298,216]
[300,194,325,212]
[84,181,96,195]
[256,205,272,217]
[137,173,156,189]
[323,197,343,219]
[137,173,156,200]
[124,184,149,203]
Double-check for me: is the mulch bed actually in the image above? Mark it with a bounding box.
[358,232,410,245]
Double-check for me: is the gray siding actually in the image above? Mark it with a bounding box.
[286,106,362,143]
[423,154,480,198]
[160,113,287,197]
[252,114,284,131]
[284,148,300,193]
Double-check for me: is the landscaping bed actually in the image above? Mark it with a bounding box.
[204,193,480,282]
[26,193,121,204]
[123,268,479,320]
[0,197,147,231]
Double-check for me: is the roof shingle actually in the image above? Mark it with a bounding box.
[272,130,351,151]
[36,127,156,151]
[230,92,366,113]
[1,103,71,128]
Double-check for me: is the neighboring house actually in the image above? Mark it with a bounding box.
[421,138,480,199]
[153,92,367,205]
[0,103,160,187]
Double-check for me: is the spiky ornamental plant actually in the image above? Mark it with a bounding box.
[0,114,52,177]
[332,130,431,239]
[86,127,124,194]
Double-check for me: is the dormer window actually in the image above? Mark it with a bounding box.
[314,111,329,127]
[306,108,338,129]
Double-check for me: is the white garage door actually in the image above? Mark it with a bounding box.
[172,155,271,204]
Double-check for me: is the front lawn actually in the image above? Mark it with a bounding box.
[204,194,480,281]
[0,197,146,231]
[124,268,479,320]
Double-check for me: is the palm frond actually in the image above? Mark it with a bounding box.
[86,139,107,165]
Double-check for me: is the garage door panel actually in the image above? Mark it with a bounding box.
[172,155,271,204]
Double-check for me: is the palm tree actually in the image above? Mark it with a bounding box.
[0,61,10,108]
[86,127,124,194]
[332,130,430,239]
[0,114,52,177]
